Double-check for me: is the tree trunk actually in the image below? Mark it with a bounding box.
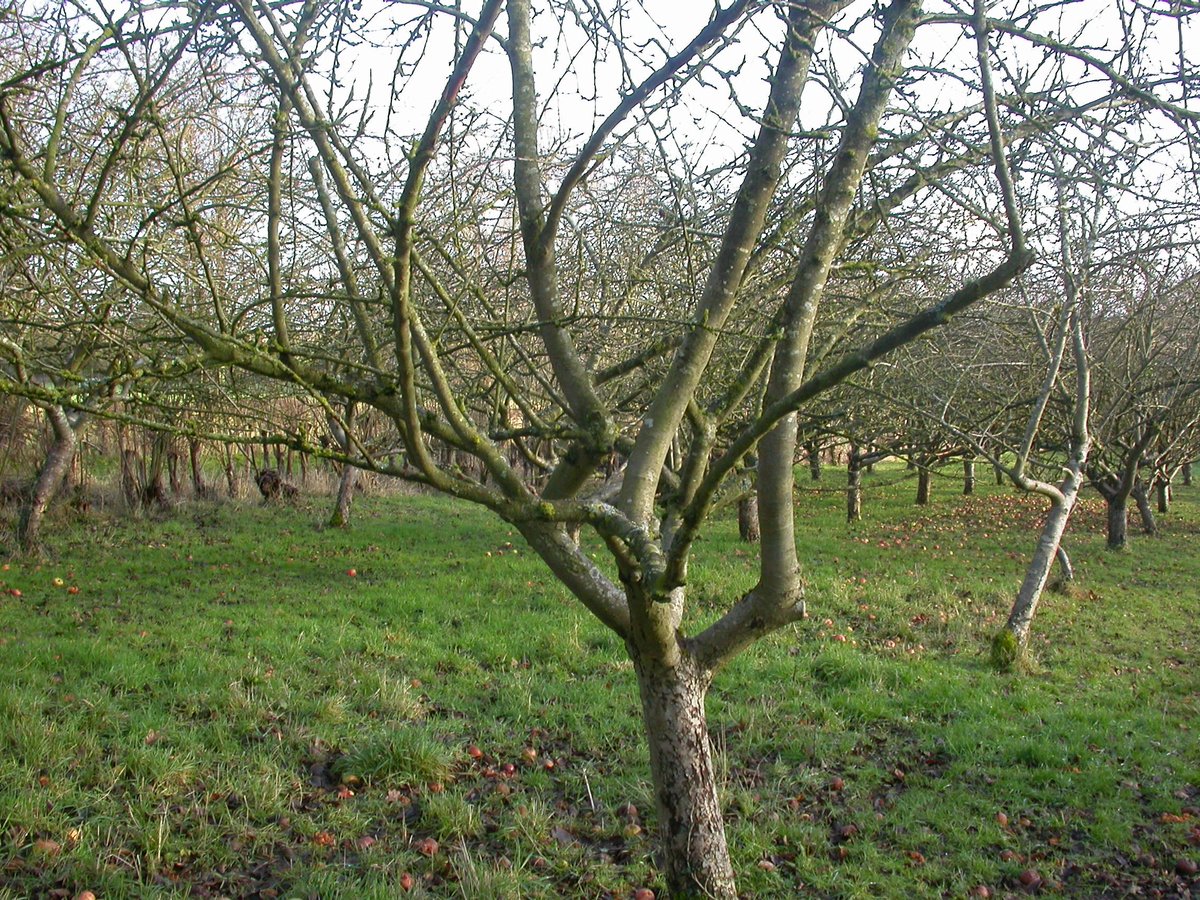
[915,465,931,505]
[329,463,358,528]
[737,493,759,542]
[1132,483,1156,535]
[1106,496,1128,550]
[995,462,1005,485]
[632,650,736,899]
[1184,462,1192,486]
[962,456,975,495]
[1156,479,1169,515]
[17,406,78,553]
[1055,545,1074,584]
[189,438,208,499]
[846,454,862,523]
[998,481,1081,664]
[143,433,173,510]
[806,440,821,481]
[167,445,183,496]
[223,444,238,498]
[995,412,1089,666]
[327,402,359,528]
[121,448,140,509]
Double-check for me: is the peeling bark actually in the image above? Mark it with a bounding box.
[632,649,735,900]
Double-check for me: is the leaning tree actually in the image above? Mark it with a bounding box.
[2,0,1196,894]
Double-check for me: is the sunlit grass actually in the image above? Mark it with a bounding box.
[0,466,1197,897]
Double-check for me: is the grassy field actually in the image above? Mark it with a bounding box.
[1,464,1198,898]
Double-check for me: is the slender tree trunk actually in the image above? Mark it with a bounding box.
[1055,545,1073,584]
[806,440,821,481]
[962,455,975,495]
[915,465,931,505]
[328,403,359,528]
[189,438,208,499]
[223,444,238,498]
[1183,462,1192,486]
[121,448,140,509]
[846,451,862,523]
[737,493,760,542]
[1132,483,1156,535]
[1156,479,1169,515]
[995,463,1004,485]
[18,406,79,553]
[167,444,183,496]
[632,649,736,899]
[998,471,1083,662]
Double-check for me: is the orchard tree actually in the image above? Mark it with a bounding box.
[2,0,1197,894]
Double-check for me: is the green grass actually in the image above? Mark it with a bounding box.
[1,465,1198,898]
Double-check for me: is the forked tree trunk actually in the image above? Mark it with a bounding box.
[962,456,975,495]
[632,650,736,899]
[327,403,359,528]
[737,493,760,542]
[18,406,79,553]
[144,433,173,510]
[1132,483,1156,535]
[999,471,1082,660]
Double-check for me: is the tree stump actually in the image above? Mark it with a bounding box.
[256,468,299,501]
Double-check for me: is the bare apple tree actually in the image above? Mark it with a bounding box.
[2,0,1197,893]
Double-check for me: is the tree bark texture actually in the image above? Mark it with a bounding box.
[1132,483,1156,535]
[1106,497,1128,550]
[846,456,862,522]
[806,440,821,481]
[1055,545,1074,584]
[632,650,735,899]
[189,438,209,499]
[1156,479,1169,515]
[737,493,760,543]
[330,463,358,528]
[962,456,975,495]
[1003,474,1082,652]
[17,406,78,552]
[915,466,931,505]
